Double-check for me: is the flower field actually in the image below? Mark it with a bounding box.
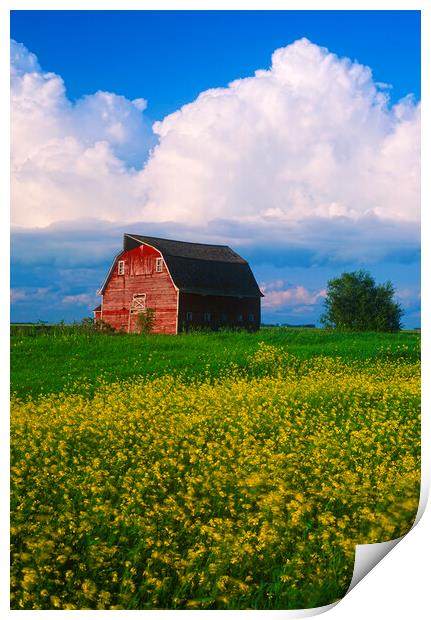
[10,332,420,609]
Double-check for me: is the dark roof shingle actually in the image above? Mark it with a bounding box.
[124,234,263,298]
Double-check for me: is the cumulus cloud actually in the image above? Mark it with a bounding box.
[10,37,420,323]
[11,39,156,228]
[394,287,420,309]
[261,281,326,309]
[10,289,27,302]
[62,293,95,306]
[11,38,419,246]
[10,287,49,302]
[139,38,420,233]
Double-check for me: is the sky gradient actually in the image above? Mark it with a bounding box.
[10,10,421,327]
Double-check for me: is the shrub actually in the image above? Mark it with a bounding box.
[136,308,155,334]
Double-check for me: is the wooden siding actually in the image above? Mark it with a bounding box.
[178,292,260,332]
[101,244,178,334]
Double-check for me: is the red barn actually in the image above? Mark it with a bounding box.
[95,234,263,334]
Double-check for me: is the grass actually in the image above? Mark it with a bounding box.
[11,327,419,398]
[10,328,420,610]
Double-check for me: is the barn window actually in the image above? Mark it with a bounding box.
[118,260,125,275]
[221,312,227,323]
[155,257,163,272]
[186,311,193,321]
[249,313,254,322]
[204,312,211,322]
[238,313,243,322]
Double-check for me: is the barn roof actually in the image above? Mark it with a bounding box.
[123,234,263,298]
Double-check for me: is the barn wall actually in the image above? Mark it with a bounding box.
[178,293,260,332]
[101,244,178,334]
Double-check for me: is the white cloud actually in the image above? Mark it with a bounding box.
[11,39,155,228]
[10,288,49,303]
[132,98,147,112]
[394,287,420,309]
[11,40,40,75]
[261,282,326,309]
[140,38,419,230]
[62,293,95,306]
[10,289,26,302]
[11,37,420,265]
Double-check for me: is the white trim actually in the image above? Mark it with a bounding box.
[98,250,123,294]
[125,236,178,289]
[155,257,163,272]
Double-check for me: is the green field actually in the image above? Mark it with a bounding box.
[10,328,420,609]
[11,327,419,398]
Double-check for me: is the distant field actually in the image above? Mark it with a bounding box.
[11,327,420,398]
[10,329,420,609]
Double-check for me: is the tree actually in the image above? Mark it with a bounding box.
[320,270,403,332]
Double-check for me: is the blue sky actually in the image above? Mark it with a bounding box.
[11,10,420,120]
[10,10,421,327]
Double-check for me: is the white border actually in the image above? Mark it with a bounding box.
[2,1,429,9]
[4,2,429,618]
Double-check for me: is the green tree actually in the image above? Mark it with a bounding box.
[321,270,403,332]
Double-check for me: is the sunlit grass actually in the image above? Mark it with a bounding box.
[10,327,419,398]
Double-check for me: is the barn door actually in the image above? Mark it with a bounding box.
[128,293,146,333]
